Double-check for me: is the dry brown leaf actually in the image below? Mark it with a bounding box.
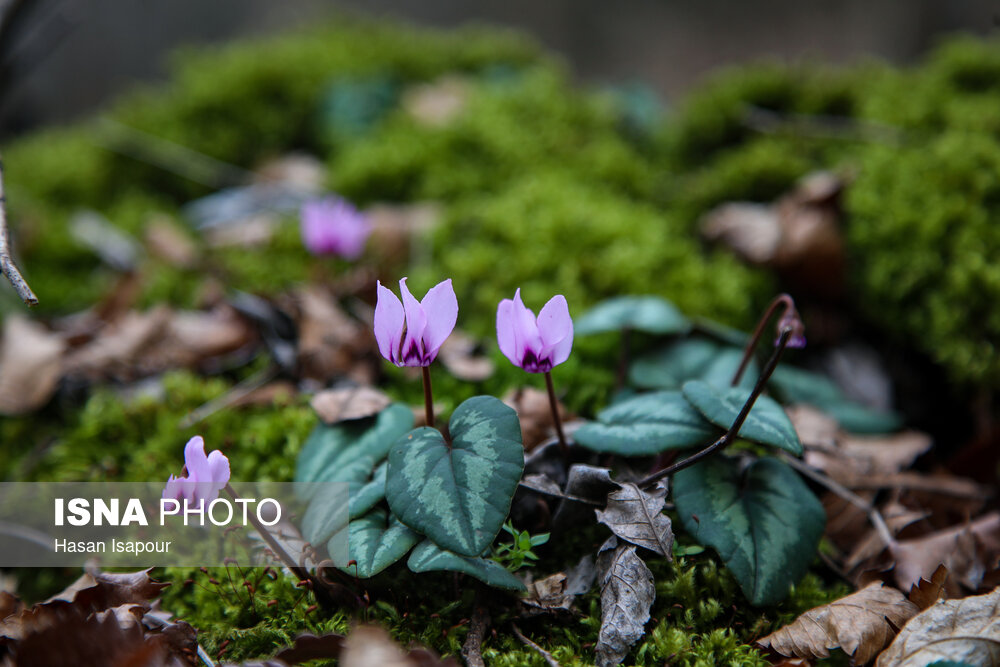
[204,214,278,247]
[890,511,1000,593]
[844,500,929,570]
[438,331,494,382]
[503,387,569,451]
[757,582,918,664]
[786,405,839,450]
[876,586,1000,666]
[367,203,440,265]
[403,76,469,127]
[522,573,574,614]
[595,536,654,667]
[144,215,198,267]
[803,430,930,481]
[0,315,66,415]
[288,287,369,382]
[908,564,948,610]
[595,482,674,558]
[339,625,457,667]
[700,203,781,264]
[311,386,391,423]
[62,307,171,380]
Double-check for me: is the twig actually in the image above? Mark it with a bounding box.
[640,328,793,488]
[461,604,489,667]
[0,156,38,305]
[779,453,895,549]
[511,625,561,667]
[179,363,277,428]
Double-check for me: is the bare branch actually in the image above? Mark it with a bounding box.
[0,155,38,306]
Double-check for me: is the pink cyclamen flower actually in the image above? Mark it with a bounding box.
[374,278,458,367]
[496,289,573,373]
[163,436,231,506]
[300,196,372,259]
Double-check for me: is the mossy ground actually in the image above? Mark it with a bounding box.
[1,14,993,666]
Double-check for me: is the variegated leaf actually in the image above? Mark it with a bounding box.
[574,391,717,455]
[407,539,524,590]
[333,509,420,578]
[386,395,524,557]
[673,456,824,606]
[682,380,802,454]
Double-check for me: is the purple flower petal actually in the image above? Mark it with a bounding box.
[183,436,210,483]
[496,298,518,366]
[300,196,371,258]
[511,289,542,364]
[375,281,405,363]
[537,295,573,367]
[419,279,458,362]
[399,278,429,366]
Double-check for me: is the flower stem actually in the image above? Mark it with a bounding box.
[640,328,793,488]
[224,483,312,583]
[544,371,569,456]
[615,326,632,392]
[422,366,435,429]
[731,293,796,387]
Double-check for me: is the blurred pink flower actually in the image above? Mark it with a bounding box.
[375,278,458,367]
[163,436,231,506]
[496,289,573,373]
[300,196,371,258]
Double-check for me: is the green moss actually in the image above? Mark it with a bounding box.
[847,130,1000,385]
[423,172,771,339]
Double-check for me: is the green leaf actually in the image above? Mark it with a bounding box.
[295,404,412,544]
[332,509,420,578]
[574,296,690,336]
[407,539,525,590]
[629,340,756,391]
[349,461,387,520]
[386,395,524,557]
[295,403,414,486]
[770,366,901,434]
[681,380,802,455]
[574,391,718,455]
[672,456,824,606]
[822,401,902,434]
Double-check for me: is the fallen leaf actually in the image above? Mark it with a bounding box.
[311,386,392,423]
[339,625,458,667]
[552,465,621,529]
[876,586,1000,666]
[595,536,654,667]
[144,215,198,267]
[844,500,929,570]
[253,153,327,193]
[286,287,369,383]
[522,573,573,614]
[0,316,66,415]
[273,632,346,663]
[758,582,918,664]
[503,387,570,451]
[403,76,469,127]
[890,512,1000,593]
[909,564,949,610]
[596,482,674,558]
[69,209,142,270]
[438,331,494,382]
[700,203,781,264]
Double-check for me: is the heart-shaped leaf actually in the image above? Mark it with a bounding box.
[349,461,387,520]
[574,391,717,455]
[629,340,756,391]
[296,404,412,544]
[296,403,414,486]
[682,380,802,455]
[673,456,825,606]
[575,296,690,336]
[332,509,420,578]
[386,395,524,557]
[407,539,524,590]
